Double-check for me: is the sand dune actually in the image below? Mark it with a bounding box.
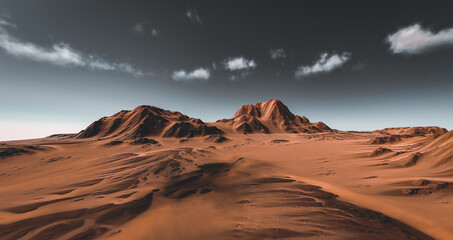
[392,130,453,169]
[0,100,452,240]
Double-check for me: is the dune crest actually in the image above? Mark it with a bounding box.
[404,130,453,169]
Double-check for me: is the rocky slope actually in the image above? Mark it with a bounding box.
[216,99,331,134]
[76,105,223,139]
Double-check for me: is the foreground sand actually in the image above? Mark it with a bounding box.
[0,132,452,239]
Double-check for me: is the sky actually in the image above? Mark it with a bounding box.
[1,0,453,140]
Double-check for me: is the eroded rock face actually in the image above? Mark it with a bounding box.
[76,105,223,139]
[0,147,33,158]
[391,152,424,168]
[370,147,393,157]
[370,135,401,144]
[204,134,228,143]
[130,138,159,145]
[400,152,423,167]
[0,145,51,158]
[217,99,331,134]
[401,179,450,195]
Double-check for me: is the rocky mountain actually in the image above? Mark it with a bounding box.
[76,105,223,139]
[216,99,331,134]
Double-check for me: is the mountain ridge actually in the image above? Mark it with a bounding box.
[77,100,450,139]
[76,105,223,139]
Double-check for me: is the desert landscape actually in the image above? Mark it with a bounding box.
[1,99,452,240]
[2,1,453,239]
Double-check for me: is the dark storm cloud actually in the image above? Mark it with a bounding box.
[387,24,453,54]
[0,18,145,77]
[185,8,202,24]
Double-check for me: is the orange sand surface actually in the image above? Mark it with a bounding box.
[1,130,452,239]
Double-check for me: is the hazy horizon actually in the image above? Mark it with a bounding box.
[1,97,451,141]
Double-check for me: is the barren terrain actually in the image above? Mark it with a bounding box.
[1,100,452,240]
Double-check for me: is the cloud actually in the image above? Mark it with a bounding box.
[132,22,159,37]
[223,57,257,80]
[0,19,14,28]
[172,67,210,81]
[132,23,145,34]
[224,57,257,71]
[387,24,453,54]
[295,52,351,78]
[0,19,145,77]
[270,48,286,59]
[151,29,159,37]
[185,8,202,24]
[229,71,253,81]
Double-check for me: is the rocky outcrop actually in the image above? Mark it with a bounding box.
[374,127,448,137]
[370,147,393,157]
[369,135,401,144]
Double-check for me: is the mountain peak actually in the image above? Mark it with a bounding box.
[256,99,294,122]
[233,99,293,121]
[219,99,331,134]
